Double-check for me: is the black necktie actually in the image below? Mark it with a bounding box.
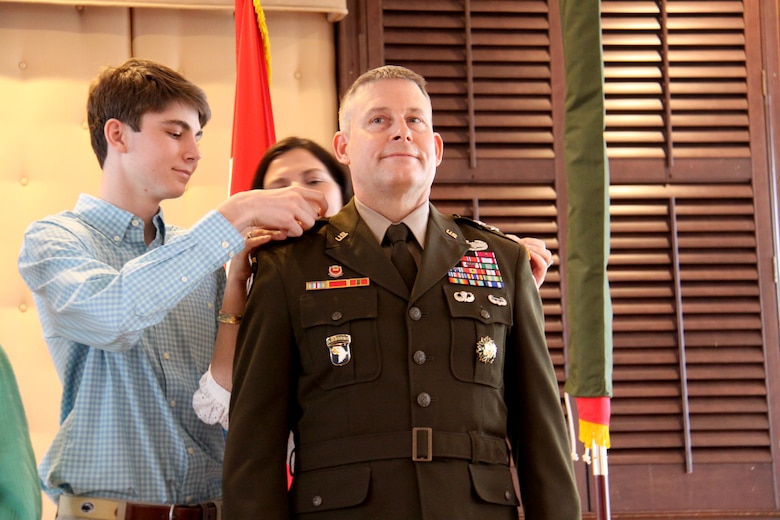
[384,223,418,290]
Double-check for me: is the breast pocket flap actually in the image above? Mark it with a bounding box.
[300,288,378,328]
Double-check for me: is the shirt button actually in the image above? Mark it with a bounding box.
[221,241,229,249]
[181,276,188,283]
[413,351,427,365]
[312,495,323,507]
[416,392,431,407]
[170,400,176,408]
[131,219,140,227]
[331,311,343,321]
[480,309,491,319]
[163,352,170,360]
[409,307,422,320]
[208,302,214,309]
[504,489,513,501]
[113,235,121,242]
[187,447,194,455]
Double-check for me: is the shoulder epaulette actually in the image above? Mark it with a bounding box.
[311,217,330,232]
[453,214,510,240]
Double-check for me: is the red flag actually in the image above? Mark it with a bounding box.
[230,0,275,195]
[576,396,611,449]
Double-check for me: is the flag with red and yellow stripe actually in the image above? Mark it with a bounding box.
[230,0,275,195]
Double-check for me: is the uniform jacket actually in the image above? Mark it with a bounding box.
[224,201,580,519]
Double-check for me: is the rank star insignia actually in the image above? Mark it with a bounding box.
[476,336,498,364]
[326,334,352,366]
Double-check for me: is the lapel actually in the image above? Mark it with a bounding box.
[325,201,469,300]
[413,206,470,300]
[324,202,470,301]
[325,201,408,299]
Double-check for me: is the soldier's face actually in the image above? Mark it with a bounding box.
[334,79,443,209]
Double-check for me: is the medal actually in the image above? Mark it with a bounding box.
[306,278,370,290]
[448,250,504,288]
[476,336,497,364]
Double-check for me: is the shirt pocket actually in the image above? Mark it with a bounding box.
[299,287,381,390]
[443,285,513,388]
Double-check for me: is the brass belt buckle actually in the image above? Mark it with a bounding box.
[412,427,433,462]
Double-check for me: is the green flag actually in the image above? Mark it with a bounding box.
[559,0,613,446]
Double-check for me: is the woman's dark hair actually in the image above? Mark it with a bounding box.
[252,136,353,203]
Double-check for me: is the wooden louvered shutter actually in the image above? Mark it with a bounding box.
[603,0,755,181]
[608,184,776,509]
[380,0,558,183]
[337,0,780,514]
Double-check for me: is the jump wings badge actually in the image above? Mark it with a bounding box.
[488,294,508,307]
[326,334,352,366]
[476,336,497,364]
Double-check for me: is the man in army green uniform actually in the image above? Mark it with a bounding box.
[223,65,581,519]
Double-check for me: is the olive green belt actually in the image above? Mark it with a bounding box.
[293,428,509,472]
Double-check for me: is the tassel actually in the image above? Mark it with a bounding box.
[578,418,611,449]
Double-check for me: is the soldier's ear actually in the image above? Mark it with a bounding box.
[333,131,350,165]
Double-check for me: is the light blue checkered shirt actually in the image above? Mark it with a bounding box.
[18,194,245,504]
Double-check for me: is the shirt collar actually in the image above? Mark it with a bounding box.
[354,197,429,248]
[75,194,166,244]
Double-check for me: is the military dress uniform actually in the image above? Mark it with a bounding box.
[223,201,580,519]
